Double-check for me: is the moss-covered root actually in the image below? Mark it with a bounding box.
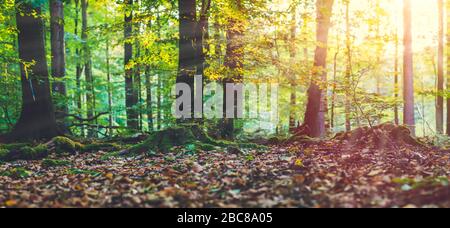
[0,144,48,162]
[124,124,265,155]
[47,136,85,155]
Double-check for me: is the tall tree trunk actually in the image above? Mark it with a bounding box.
[106,36,113,137]
[403,0,415,135]
[177,0,197,120]
[3,1,59,141]
[302,0,334,138]
[394,29,400,125]
[447,0,450,136]
[125,0,139,130]
[344,0,352,132]
[81,0,95,137]
[50,0,67,131]
[221,0,245,139]
[289,3,297,133]
[437,0,444,134]
[145,20,153,131]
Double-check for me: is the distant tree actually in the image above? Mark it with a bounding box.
[437,0,444,134]
[403,0,415,135]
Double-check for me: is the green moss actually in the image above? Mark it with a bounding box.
[0,167,32,179]
[21,145,48,160]
[0,149,9,161]
[68,168,101,177]
[125,124,266,155]
[0,143,30,151]
[52,136,84,155]
[41,159,71,168]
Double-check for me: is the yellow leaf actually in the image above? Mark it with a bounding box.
[295,159,304,167]
[5,200,17,207]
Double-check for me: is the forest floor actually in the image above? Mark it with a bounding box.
[0,128,449,208]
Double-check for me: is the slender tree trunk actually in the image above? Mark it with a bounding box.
[74,0,84,136]
[447,0,450,136]
[303,0,334,138]
[145,20,153,131]
[344,0,352,132]
[106,35,113,137]
[81,0,95,137]
[3,1,59,141]
[50,0,67,131]
[157,73,162,130]
[124,0,139,130]
[289,4,297,133]
[394,30,400,125]
[403,0,416,135]
[436,0,444,134]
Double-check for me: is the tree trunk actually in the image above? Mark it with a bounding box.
[394,29,400,125]
[50,0,67,131]
[145,20,153,131]
[3,1,59,141]
[403,0,415,135]
[177,0,197,120]
[302,0,334,138]
[447,0,450,136]
[81,0,95,137]
[125,0,139,130]
[344,0,352,132]
[221,0,245,139]
[73,0,84,137]
[106,35,113,137]
[289,4,297,133]
[436,0,444,134]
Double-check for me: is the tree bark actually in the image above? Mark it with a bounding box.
[221,0,245,139]
[344,0,352,132]
[50,0,68,131]
[289,4,297,133]
[177,0,197,120]
[74,0,84,136]
[437,0,444,134]
[81,0,95,137]
[394,29,400,125]
[303,0,334,138]
[3,1,59,141]
[403,0,416,135]
[125,0,139,130]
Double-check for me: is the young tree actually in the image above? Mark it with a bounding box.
[1,0,59,141]
[403,0,415,135]
[302,0,334,138]
[437,0,444,134]
[50,0,67,130]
